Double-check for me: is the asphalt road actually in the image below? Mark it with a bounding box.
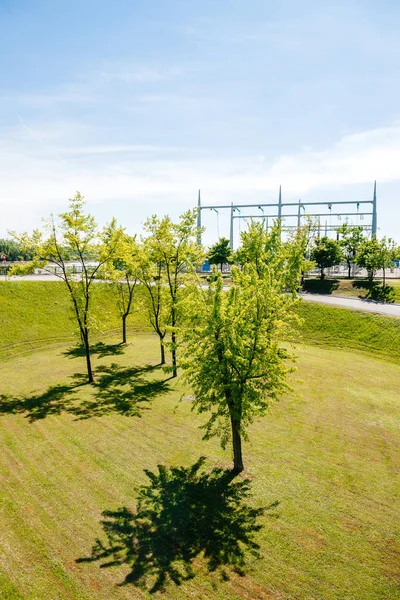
[5,274,400,319]
[300,293,400,318]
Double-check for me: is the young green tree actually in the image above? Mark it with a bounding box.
[336,224,365,278]
[136,242,170,365]
[310,236,344,280]
[356,237,397,286]
[179,222,308,473]
[11,193,122,383]
[208,237,232,272]
[143,210,204,377]
[100,221,139,345]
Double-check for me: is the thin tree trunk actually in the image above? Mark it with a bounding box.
[171,305,177,377]
[230,415,244,473]
[159,337,165,365]
[82,330,94,384]
[320,268,325,280]
[122,314,127,344]
[171,329,177,377]
[347,260,351,279]
[383,268,386,288]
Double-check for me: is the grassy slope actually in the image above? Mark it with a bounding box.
[0,337,399,599]
[0,281,148,359]
[297,301,400,361]
[2,281,400,362]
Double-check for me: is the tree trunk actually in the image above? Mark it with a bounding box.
[320,268,325,280]
[171,304,177,378]
[171,329,177,377]
[230,415,244,473]
[122,314,127,344]
[347,260,351,279]
[82,330,94,384]
[159,338,165,365]
[383,268,386,288]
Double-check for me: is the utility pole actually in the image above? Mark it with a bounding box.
[278,185,282,219]
[197,189,202,245]
[372,180,377,237]
[229,202,234,249]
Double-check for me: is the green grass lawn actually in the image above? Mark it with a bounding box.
[0,335,399,599]
[297,301,400,361]
[2,280,400,363]
[0,281,149,360]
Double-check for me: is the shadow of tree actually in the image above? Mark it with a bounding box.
[77,457,278,593]
[63,342,126,360]
[0,364,170,422]
[352,280,395,303]
[302,278,340,295]
[0,384,82,421]
[71,364,172,419]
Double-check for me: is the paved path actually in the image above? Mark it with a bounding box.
[300,293,400,318]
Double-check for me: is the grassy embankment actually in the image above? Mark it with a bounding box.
[0,281,399,599]
[0,281,150,360]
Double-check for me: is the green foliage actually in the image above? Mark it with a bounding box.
[180,221,308,471]
[356,236,397,284]
[311,236,344,279]
[233,220,310,292]
[99,221,140,343]
[143,209,204,376]
[0,238,34,261]
[336,224,365,278]
[135,241,171,364]
[207,237,232,271]
[10,193,124,382]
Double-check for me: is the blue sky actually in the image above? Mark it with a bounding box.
[1,0,400,245]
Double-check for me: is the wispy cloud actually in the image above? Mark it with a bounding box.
[98,65,184,84]
[0,62,185,110]
[1,120,400,240]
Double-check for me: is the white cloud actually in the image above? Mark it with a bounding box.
[1,121,400,239]
[98,65,184,84]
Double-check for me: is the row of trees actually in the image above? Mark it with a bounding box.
[310,224,399,283]
[206,225,400,285]
[10,193,310,472]
[0,238,35,261]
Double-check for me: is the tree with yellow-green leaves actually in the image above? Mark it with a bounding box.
[179,221,309,473]
[100,220,140,345]
[142,210,204,377]
[10,192,123,383]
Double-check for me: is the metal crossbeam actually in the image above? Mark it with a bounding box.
[196,182,377,248]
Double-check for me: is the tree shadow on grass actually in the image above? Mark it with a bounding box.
[302,278,339,294]
[0,384,83,421]
[352,280,395,303]
[71,364,172,419]
[77,457,278,593]
[63,342,126,360]
[0,364,171,422]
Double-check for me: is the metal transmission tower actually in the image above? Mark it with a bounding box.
[196,182,377,248]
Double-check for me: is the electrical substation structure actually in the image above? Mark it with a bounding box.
[196,182,378,249]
